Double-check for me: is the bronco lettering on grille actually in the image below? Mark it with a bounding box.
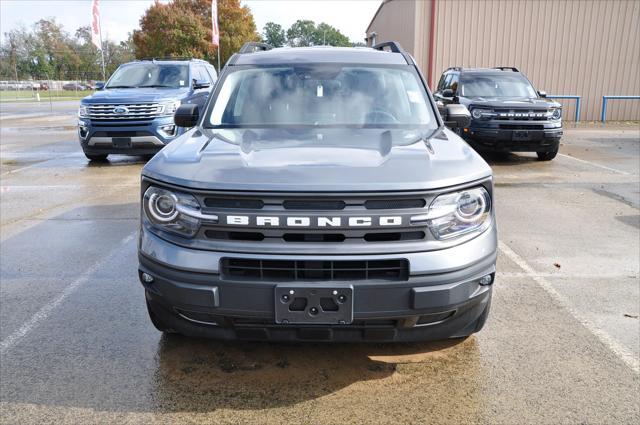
[225,215,403,227]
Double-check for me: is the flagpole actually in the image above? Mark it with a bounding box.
[217,47,221,73]
[98,5,106,81]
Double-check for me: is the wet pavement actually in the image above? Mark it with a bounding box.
[1,102,639,424]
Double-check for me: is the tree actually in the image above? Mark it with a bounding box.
[313,23,351,47]
[262,22,286,48]
[0,18,133,81]
[132,0,259,69]
[286,20,316,47]
[285,20,352,47]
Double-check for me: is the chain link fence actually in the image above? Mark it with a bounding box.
[0,72,106,102]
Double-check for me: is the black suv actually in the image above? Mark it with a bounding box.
[433,67,562,161]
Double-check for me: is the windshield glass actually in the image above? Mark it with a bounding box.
[460,74,537,98]
[106,63,189,89]
[208,65,436,128]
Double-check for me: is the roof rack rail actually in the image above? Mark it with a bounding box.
[138,57,200,61]
[239,42,273,54]
[372,41,414,65]
[444,67,463,72]
[493,66,519,72]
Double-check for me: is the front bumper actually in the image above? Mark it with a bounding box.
[78,116,182,155]
[464,120,563,152]
[138,225,497,342]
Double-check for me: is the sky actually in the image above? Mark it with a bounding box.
[0,0,382,43]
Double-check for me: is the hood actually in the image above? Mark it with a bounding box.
[143,127,492,192]
[81,87,190,104]
[461,96,561,109]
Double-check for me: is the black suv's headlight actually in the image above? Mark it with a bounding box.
[78,104,88,118]
[143,186,212,237]
[471,108,493,120]
[424,187,491,240]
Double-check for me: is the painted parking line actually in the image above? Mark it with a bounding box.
[498,240,639,373]
[557,153,632,175]
[0,232,136,356]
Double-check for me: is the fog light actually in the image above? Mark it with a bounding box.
[159,124,177,138]
[479,274,493,286]
[141,272,154,284]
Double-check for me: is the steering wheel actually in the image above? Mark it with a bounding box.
[366,109,398,124]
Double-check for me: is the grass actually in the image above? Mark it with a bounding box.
[0,90,94,102]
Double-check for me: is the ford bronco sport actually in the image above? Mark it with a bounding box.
[138,42,497,342]
[78,58,217,161]
[434,67,562,161]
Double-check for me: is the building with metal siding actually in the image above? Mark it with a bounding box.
[366,0,640,121]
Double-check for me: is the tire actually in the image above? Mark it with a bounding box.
[146,298,178,334]
[536,148,558,161]
[84,153,108,162]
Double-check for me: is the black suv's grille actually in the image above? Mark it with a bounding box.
[493,108,549,121]
[221,258,409,281]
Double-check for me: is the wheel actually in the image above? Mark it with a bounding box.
[536,148,558,161]
[146,298,178,334]
[84,153,108,162]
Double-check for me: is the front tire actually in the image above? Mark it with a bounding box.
[84,153,108,162]
[536,148,558,161]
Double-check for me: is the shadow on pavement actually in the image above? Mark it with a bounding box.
[150,335,477,412]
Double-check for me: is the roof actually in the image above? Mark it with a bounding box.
[231,46,409,66]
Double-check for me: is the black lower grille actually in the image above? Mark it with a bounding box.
[499,124,544,130]
[221,258,409,281]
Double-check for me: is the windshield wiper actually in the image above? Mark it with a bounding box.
[137,84,174,88]
[106,85,136,89]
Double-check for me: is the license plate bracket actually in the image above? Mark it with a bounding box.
[512,130,530,141]
[275,284,354,325]
[112,137,132,148]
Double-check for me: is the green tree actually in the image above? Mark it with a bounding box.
[132,0,259,69]
[285,20,353,47]
[286,20,316,47]
[262,22,286,48]
[313,23,351,47]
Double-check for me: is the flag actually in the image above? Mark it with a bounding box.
[211,0,220,47]
[91,0,102,49]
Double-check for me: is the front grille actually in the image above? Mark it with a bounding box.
[221,258,409,281]
[498,124,544,130]
[86,103,163,120]
[493,108,549,121]
[196,192,434,248]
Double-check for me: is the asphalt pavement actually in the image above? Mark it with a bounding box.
[1,101,639,424]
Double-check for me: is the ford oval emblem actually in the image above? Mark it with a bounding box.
[113,106,129,114]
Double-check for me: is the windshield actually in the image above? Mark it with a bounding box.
[106,63,189,89]
[208,65,436,128]
[460,74,537,98]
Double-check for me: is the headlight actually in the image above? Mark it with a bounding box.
[550,108,562,120]
[143,186,204,237]
[159,100,181,116]
[471,108,492,120]
[78,105,88,117]
[425,187,491,240]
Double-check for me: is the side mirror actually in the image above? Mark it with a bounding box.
[174,104,200,128]
[538,90,547,98]
[441,88,455,98]
[193,79,211,90]
[95,82,105,90]
[444,104,471,128]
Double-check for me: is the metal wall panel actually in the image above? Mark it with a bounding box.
[365,0,417,53]
[369,0,640,121]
